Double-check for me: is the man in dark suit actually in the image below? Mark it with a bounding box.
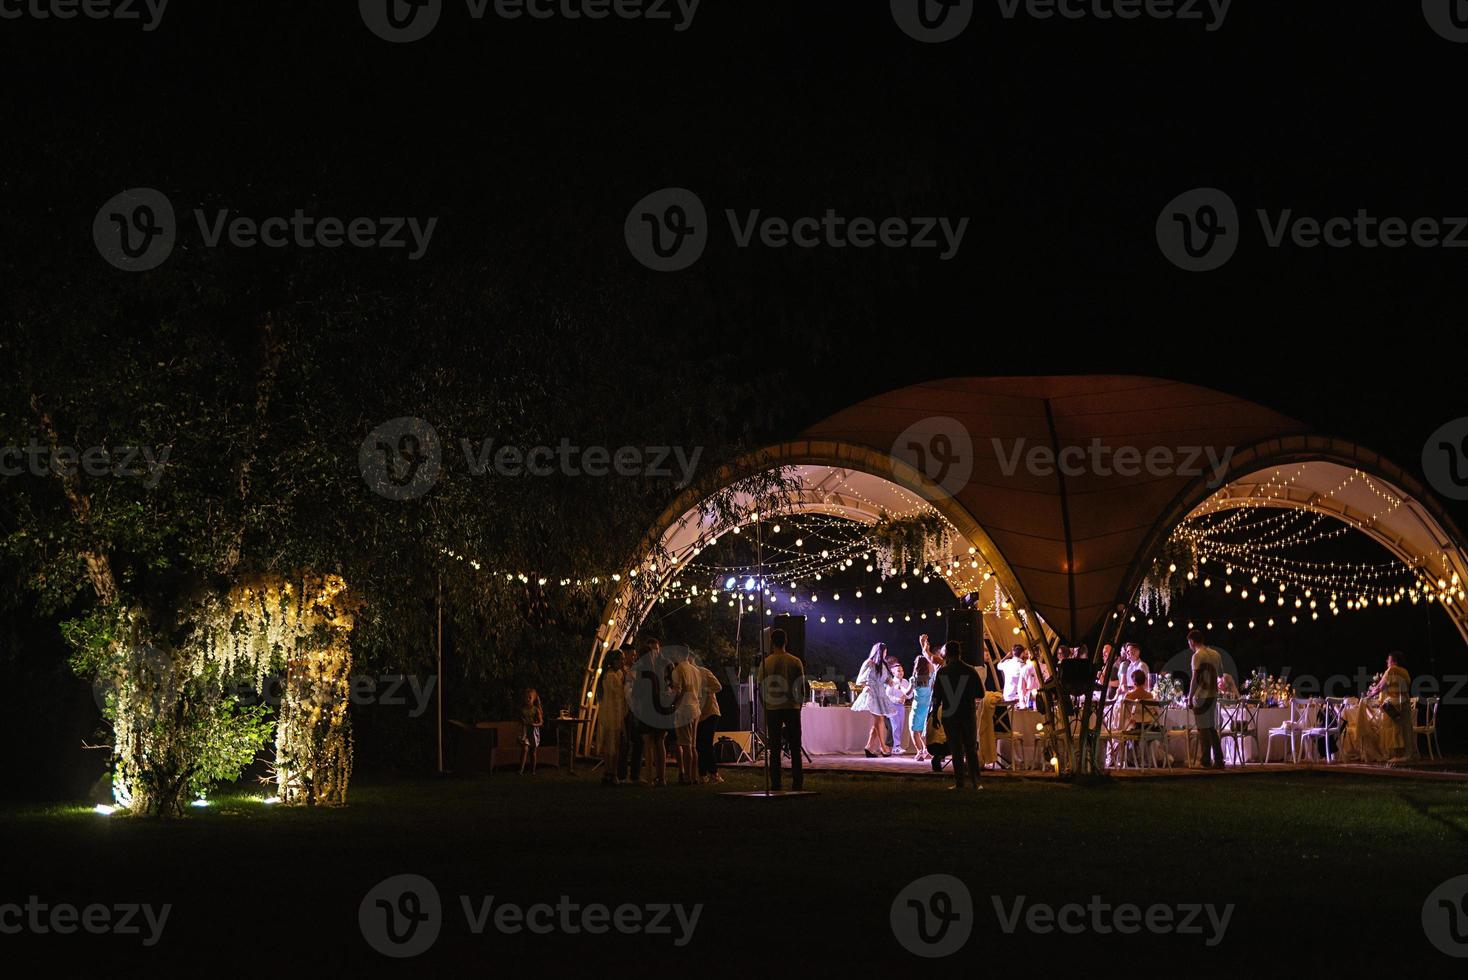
[933,640,983,791]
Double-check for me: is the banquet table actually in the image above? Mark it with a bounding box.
[1157,705,1291,765]
[801,704,907,754]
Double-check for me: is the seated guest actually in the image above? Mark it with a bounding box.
[1121,674,1156,727]
[1366,652,1414,760]
[1217,672,1240,699]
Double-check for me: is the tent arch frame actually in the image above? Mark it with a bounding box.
[576,439,1067,754]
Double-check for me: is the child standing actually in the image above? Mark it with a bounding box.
[518,688,544,775]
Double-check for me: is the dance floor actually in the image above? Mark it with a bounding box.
[731,752,1468,781]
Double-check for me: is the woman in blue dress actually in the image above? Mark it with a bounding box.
[910,635,936,762]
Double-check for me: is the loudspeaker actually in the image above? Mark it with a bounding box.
[943,608,980,659]
[763,615,806,657]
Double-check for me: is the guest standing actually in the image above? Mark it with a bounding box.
[934,640,982,790]
[886,664,913,755]
[758,628,807,791]
[851,643,893,757]
[695,657,724,783]
[997,645,1026,702]
[518,688,544,776]
[618,645,642,783]
[1117,643,1148,694]
[670,647,701,785]
[911,640,936,763]
[1188,629,1225,770]
[596,650,628,785]
[629,636,673,786]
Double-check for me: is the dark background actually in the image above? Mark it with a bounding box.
[3,2,1466,797]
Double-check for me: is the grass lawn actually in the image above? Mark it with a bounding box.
[4,766,1468,973]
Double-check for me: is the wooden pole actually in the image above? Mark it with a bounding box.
[436,573,444,774]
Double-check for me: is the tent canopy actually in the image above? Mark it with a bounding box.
[797,376,1467,641]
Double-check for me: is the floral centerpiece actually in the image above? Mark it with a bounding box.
[1151,674,1185,706]
[1242,667,1293,707]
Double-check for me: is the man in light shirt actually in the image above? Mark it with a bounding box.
[1116,643,1149,695]
[1188,629,1225,770]
[997,644,1027,702]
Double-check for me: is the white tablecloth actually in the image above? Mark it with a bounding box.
[802,704,902,754]
[1157,705,1291,764]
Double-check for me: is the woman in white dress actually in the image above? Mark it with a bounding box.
[851,643,893,757]
[596,649,629,784]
